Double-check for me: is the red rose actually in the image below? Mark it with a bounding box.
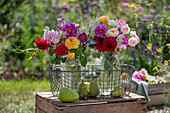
[93,36,105,52]
[55,44,68,56]
[36,38,50,50]
[102,37,117,52]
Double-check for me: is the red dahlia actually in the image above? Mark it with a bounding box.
[55,44,68,56]
[93,36,105,52]
[36,38,50,50]
[102,37,117,52]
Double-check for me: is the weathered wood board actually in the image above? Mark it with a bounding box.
[131,82,170,106]
[35,92,147,113]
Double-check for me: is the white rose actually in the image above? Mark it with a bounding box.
[121,24,130,34]
[108,20,120,28]
[106,28,119,37]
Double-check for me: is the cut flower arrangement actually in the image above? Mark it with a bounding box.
[34,16,140,67]
[32,16,141,101]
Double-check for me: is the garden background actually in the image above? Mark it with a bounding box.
[0,0,169,112]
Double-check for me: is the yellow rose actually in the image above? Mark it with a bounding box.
[65,37,80,50]
[67,53,75,59]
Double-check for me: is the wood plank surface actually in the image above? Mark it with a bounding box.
[131,82,170,94]
[147,94,169,106]
[56,101,147,113]
[36,92,147,113]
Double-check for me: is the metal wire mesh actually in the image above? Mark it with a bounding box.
[47,64,135,99]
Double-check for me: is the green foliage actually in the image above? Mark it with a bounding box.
[0,79,50,112]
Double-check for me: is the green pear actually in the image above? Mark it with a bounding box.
[110,87,124,97]
[89,78,100,97]
[78,80,88,99]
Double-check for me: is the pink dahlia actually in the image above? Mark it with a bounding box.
[61,23,79,38]
[102,37,117,52]
[94,25,107,38]
[77,32,88,43]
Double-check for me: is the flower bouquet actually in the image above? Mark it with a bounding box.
[33,16,140,98]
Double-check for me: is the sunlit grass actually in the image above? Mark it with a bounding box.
[0,79,50,113]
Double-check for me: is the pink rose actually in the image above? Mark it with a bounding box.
[121,24,130,34]
[44,31,60,44]
[128,37,138,47]
[130,31,137,38]
[118,19,127,26]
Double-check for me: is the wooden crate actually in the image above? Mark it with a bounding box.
[35,92,147,113]
[131,82,170,106]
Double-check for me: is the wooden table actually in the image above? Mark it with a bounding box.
[36,92,147,113]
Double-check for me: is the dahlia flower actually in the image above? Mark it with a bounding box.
[61,23,79,38]
[102,37,117,52]
[77,32,88,43]
[100,16,110,28]
[65,37,80,50]
[95,25,107,38]
[55,44,68,56]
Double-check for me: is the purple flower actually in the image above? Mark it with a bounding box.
[168,5,170,9]
[95,25,107,38]
[63,4,70,12]
[158,29,161,33]
[77,32,88,43]
[52,5,61,10]
[152,3,156,6]
[133,74,144,81]
[147,15,153,19]
[120,2,130,7]
[58,14,64,18]
[57,18,66,26]
[163,30,166,33]
[82,9,89,13]
[83,15,89,19]
[74,4,80,10]
[156,14,161,18]
[139,7,144,11]
[61,23,79,38]
[149,9,155,13]
[154,29,157,32]
[122,36,129,46]
[45,17,49,21]
[76,20,81,23]
[164,6,167,9]
[52,5,57,9]
[90,1,97,7]
[139,29,142,33]
[141,19,149,22]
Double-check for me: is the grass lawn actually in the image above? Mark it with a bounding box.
[0,79,50,113]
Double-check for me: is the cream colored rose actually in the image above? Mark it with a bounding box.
[106,28,119,37]
[121,24,130,34]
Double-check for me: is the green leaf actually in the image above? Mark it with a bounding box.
[85,40,97,46]
[61,57,67,63]
[96,53,101,58]
[28,56,33,60]
[79,54,87,67]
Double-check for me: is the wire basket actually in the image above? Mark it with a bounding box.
[47,64,135,99]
